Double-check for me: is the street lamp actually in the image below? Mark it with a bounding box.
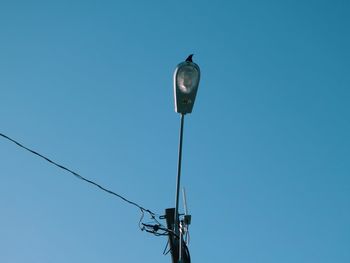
[172,54,200,263]
[173,55,201,114]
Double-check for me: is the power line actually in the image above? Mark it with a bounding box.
[0,132,156,217]
[1,132,187,261]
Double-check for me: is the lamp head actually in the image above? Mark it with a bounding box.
[173,55,201,114]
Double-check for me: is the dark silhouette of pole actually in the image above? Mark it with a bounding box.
[175,114,184,233]
[175,113,185,262]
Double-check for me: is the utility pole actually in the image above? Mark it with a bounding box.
[165,55,200,263]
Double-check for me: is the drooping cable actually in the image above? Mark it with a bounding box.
[0,132,156,217]
[162,240,170,255]
[141,223,178,238]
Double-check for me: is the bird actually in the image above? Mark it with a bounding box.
[185,54,194,62]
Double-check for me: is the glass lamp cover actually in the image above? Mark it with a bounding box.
[176,65,200,94]
[173,61,200,114]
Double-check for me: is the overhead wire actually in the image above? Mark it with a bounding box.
[162,240,171,255]
[141,223,177,237]
[1,131,190,261]
[0,132,156,218]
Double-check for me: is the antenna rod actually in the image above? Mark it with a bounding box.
[182,188,188,216]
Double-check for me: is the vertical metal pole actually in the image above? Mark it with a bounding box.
[175,113,185,263]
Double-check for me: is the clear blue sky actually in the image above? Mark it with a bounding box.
[1,1,349,262]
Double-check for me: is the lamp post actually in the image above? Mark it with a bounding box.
[172,55,200,263]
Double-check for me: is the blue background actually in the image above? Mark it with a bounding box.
[1,1,349,262]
